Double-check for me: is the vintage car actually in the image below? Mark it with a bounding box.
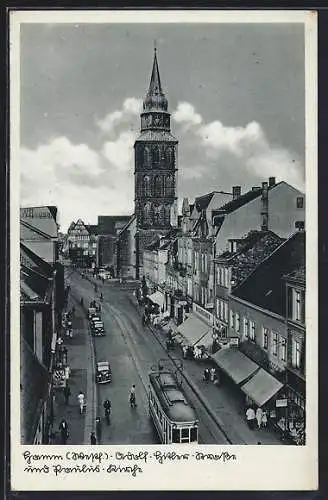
[91,320,105,336]
[88,307,97,319]
[96,361,112,384]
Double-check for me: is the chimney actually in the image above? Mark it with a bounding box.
[252,186,261,191]
[232,186,241,200]
[269,176,276,187]
[261,181,269,231]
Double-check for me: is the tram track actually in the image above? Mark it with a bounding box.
[66,269,239,444]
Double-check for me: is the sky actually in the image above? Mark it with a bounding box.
[19,21,305,231]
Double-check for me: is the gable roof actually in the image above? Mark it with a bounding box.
[85,224,98,235]
[232,231,305,316]
[20,338,50,444]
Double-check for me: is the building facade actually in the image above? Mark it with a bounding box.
[65,219,98,268]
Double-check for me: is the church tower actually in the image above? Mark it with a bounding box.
[134,48,178,241]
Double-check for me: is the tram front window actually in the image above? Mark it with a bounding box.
[190,427,198,442]
[172,428,180,443]
[181,428,190,443]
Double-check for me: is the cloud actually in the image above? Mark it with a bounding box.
[172,101,305,192]
[102,130,136,172]
[96,97,142,135]
[172,102,203,129]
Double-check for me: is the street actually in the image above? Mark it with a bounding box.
[66,268,232,445]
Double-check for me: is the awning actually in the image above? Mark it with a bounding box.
[147,291,165,308]
[212,348,259,385]
[195,330,213,349]
[176,313,211,346]
[240,368,284,407]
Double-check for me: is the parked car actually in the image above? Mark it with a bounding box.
[96,361,112,383]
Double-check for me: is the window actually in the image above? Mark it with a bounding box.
[243,318,249,338]
[280,337,287,361]
[297,197,304,209]
[230,310,234,329]
[272,332,278,356]
[292,339,302,369]
[190,427,198,442]
[216,299,220,318]
[249,320,255,341]
[263,327,269,349]
[235,313,240,333]
[224,302,228,322]
[181,428,190,443]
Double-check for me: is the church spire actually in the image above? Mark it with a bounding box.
[143,48,168,112]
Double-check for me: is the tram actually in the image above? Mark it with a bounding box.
[148,368,199,444]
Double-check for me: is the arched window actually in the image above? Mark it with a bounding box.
[166,146,173,164]
[154,175,163,196]
[143,175,151,197]
[153,205,160,226]
[158,205,165,225]
[153,146,160,165]
[144,146,151,167]
[165,204,171,224]
[144,202,152,225]
[165,174,173,195]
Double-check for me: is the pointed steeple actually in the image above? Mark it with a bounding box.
[143,48,168,112]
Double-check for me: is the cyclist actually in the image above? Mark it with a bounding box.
[103,399,111,425]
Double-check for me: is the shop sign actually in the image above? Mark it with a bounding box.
[276,398,288,407]
[53,369,66,388]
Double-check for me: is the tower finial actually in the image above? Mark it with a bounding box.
[154,39,157,53]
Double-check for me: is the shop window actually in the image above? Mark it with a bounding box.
[181,428,190,442]
[263,327,269,350]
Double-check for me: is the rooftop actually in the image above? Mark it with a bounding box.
[98,215,132,235]
[232,231,305,316]
[194,191,231,213]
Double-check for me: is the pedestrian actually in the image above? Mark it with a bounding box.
[261,411,268,428]
[95,417,102,443]
[58,419,69,444]
[210,367,216,383]
[77,391,85,415]
[90,432,97,445]
[80,297,84,306]
[129,384,137,408]
[246,406,256,429]
[63,384,71,405]
[182,346,187,359]
[213,370,220,387]
[256,407,263,429]
[203,368,210,382]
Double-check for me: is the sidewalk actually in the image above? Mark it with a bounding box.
[52,291,96,445]
[128,293,282,445]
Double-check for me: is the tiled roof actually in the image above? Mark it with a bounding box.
[232,231,305,316]
[284,264,305,283]
[86,224,98,235]
[135,130,178,143]
[227,231,285,287]
[20,337,50,444]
